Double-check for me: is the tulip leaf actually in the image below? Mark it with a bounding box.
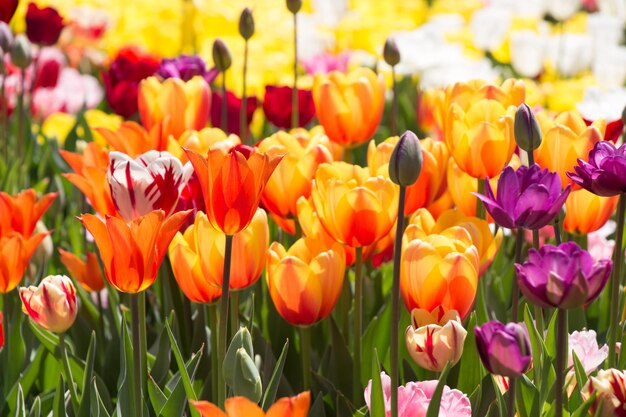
[116,318,136,417]
[425,362,452,417]
[571,392,596,417]
[369,350,384,417]
[151,317,173,386]
[489,375,506,417]
[147,374,168,414]
[6,347,46,414]
[309,393,326,417]
[14,384,25,417]
[159,346,203,417]
[77,332,96,417]
[261,339,289,411]
[457,312,483,394]
[8,317,26,393]
[90,380,112,417]
[361,302,391,377]
[27,396,41,417]
[53,375,66,417]
[544,309,558,360]
[516,375,539,417]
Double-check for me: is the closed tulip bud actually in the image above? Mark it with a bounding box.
[19,275,77,333]
[10,34,32,69]
[231,348,263,402]
[224,327,254,387]
[389,130,422,187]
[286,0,302,14]
[239,8,254,40]
[212,39,231,72]
[514,103,542,152]
[0,22,13,53]
[383,37,400,67]
[475,320,532,378]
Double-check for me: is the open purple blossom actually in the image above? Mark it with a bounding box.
[474,164,570,230]
[515,242,611,309]
[157,54,218,83]
[567,141,626,196]
[474,320,532,378]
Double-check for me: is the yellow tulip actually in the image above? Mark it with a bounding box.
[167,128,240,163]
[563,188,618,235]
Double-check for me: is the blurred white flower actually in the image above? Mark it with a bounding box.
[598,0,626,23]
[511,30,546,78]
[592,45,626,89]
[470,7,512,52]
[577,87,626,122]
[546,33,593,77]
[546,0,582,20]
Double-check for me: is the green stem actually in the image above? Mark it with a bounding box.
[221,71,228,133]
[59,333,80,413]
[240,40,249,144]
[390,66,398,137]
[291,12,299,129]
[507,377,517,417]
[511,230,524,321]
[609,194,625,367]
[131,294,144,417]
[17,68,25,166]
[353,246,364,404]
[555,308,568,417]
[1,65,7,166]
[553,217,562,245]
[300,325,312,390]
[218,234,234,407]
[207,304,219,403]
[476,178,486,220]
[390,186,406,417]
[230,290,239,338]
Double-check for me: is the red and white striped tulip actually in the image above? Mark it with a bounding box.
[19,275,77,333]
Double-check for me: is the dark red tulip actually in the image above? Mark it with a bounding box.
[0,0,18,24]
[262,85,315,129]
[25,3,64,46]
[583,117,623,143]
[210,90,258,136]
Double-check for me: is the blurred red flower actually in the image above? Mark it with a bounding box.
[25,3,65,46]
[210,90,258,136]
[0,0,18,24]
[262,85,316,129]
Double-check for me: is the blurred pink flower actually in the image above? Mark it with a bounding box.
[32,67,102,117]
[523,225,555,246]
[301,51,350,75]
[569,330,608,374]
[588,221,616,263]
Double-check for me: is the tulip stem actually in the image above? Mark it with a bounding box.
[291,11,299,129]
[17,67,25,169]
[59,333,80,413]
[221,71,228,132]
[240,39,249,144]
[207,304,219,403]
[230,290,239,337]
[353,246,364,405]
[609,194,626,367]
[390,185,406,417]
[553,217,562,245]
[300,325,312,390]
[131,293,145,417]
[476,179,486,220]
[511,230,524,321]
[390,66,398,137]
[555,308,567,417]
[218,234,234,407]
[0,64,7,166]
[506,377,517,417]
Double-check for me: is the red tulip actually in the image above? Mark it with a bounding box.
[210,91,258,136]
[262,86,316,129]
[0,0,18,23]
[25,3,65,46]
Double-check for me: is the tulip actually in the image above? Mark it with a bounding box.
[58,249,106,292]
[191,391,310,417]
[257,129,333,231]
[107,150,193,222]
[10,35,32,69]
[0,21,12,51]
[569,330,608,375]
[238,8,255,40]
[388,131,422,187]
[535,110,605,188]
[383,38,401,67]
[312,68,385,147]
[157,55,217,83]
[405,307,466,372]
[563,188,618,234]
[568,141,626,197]
[515,242,611,309]
[474,320,532,378]
[401,228,479,319]
[167,127,241,163]
[186,145,282,236]
[25,3,64,46]
[80,210,191,293]
[97,121,170,157]
[19,275,77,333]
[310,162,398,247]
[138,76,211,138]
[514,103,542,153]
[0,0,17,24]
[210,91,259,137]
[475,164,571,230]
[582,369,626,417]
[0,232,48,293]
[266,237,345,326]
[0,189,57,238]
[262,86,316,129]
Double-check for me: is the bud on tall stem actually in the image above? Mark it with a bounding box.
[212,39,231,132]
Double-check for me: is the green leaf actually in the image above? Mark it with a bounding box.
[369,350,384,417]
[165,320,198,402]
[158,347,203,417]
[14,384,25,417]
[6,347,46,413]
[544,309,558,360]
[147,375,168,414]
[361,302,391,375]
[425,362,452,417]
[572,352,588,391]
[151,318,173,385]
[490,376,506,417]
[309,393,326,417]
[77,332,97,417]
[28,321,60,353]
[516,375,539,417]
[261,339,289,411]
[571,392,596,417]
[457,312,483,394]
[28,397,41,417]
[116,319,136,417]
[90,379,112,417]
[53,376,66,417]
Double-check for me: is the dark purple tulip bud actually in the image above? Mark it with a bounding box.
[286,0,302,14]
[514,103,542,152]
[475,320,532,378]
[157,55,208,82]
[0,21,13,53]
[10,34,32,69]
[389,130,422,187]
[567,141,626,197]
[474,164,570,230]
[383,37,400,67]
[212,39,231,73]
[515,242,611,309]
[239,8,254,40]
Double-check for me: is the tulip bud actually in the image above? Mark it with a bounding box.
[212,39,231,72]
[239,8,254,40]
[232,348,263,402]
[10,35,32,69]
[514,103,542,152]
[383,37,400,67]
[389,130,423,187]
[286,0,302,14]
[474,320,532,378]
[0,22,14,53]
[224,327,254,386]
[19,275,77,333]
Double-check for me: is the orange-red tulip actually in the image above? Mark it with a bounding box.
[312,68,385,147]
[20,275,77,333]
[267,237,345,326]
[58,249,106,292]
[310,162,398,248]
[191,392,310,417]
[186,145,283,236]
[167,128,240,163]
[0,232,49,293]
[563,188,618,235]
[0,189,57,238]
[138,75,211,138]
[80,210,191,293]
[96,120,171,158]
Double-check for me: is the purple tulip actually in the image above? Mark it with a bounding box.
[567,141,626,197]
[156,54,218,83]
[515,242,611,309]
[474,320,532,378]
[474,164,570,230]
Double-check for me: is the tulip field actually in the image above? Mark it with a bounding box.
[2,0,626,416]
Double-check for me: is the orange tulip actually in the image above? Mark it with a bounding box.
[445,79,525,110]
[167,128,240,163]
[0,189,57,238]
[310,162,398,248]
[191,392,310,417]
[58,249,106,292]
[417,88,446,141]
[267,237,345,326]
[368,136,448,215]
[79,210,191,293]
[138,75,211,138]
[563,188,618,235]
[257,129,333,232]
[312,68,385,147]
[185,145,283,236]
[96,120,171,158]
[60,142,117,218]
[0,232,49,293]
[169,209,268,302]
[534,110,606,187]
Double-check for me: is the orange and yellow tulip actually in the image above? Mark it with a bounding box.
[0,189,57,238]
[167,128,240,163]
[0,232,49,293]
[138,75,211,139]
[312,68,385,147]
[80,210,191,293]
[58,249,106,292]
[257,129,333,232]
[401,226,479,319]
[534,110,606,187]
[96,121,170,158]
[186,145,283,236]
[191,392,310,417]
[267,237,345,326]
[563,188,618,235]
[310,162,397,248]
